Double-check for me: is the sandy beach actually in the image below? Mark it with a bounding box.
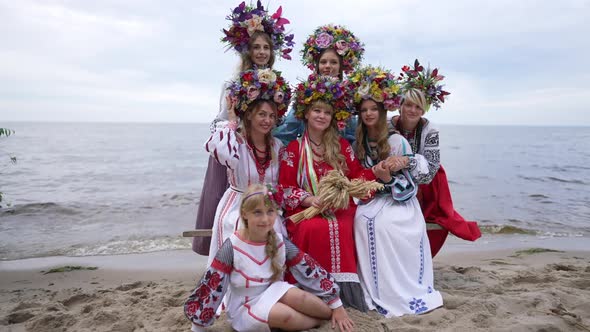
[1,241,589,332]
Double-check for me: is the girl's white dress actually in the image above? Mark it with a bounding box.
[354,134,443,317]
[184,232,342,332]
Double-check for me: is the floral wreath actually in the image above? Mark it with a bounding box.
[293,74,353,130]
[349,66,402,111]
[242,184,284,208]
[227,68,291,123]
[400,59,450,111]
[222,1,295,60]
[301,24,364,74]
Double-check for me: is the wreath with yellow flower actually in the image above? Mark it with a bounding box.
[349,66,402,111]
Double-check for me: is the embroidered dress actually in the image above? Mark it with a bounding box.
[205,125,285,265]
[392,116,481,257]
[193,83,231,255]
[279,136,374,311]
[184,233,342,332]
[354,133,442,317]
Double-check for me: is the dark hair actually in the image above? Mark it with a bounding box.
[315,48,343,80]
[241,31,276,71]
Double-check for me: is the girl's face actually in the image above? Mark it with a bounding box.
[250,35,271,67]
[305,104,333,133]
[359,99,381,129]
[242,201,277,239]
[400,100,425,126]
[318,49,340,77]
[248,102,276,136]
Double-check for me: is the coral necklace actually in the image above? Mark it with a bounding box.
[248,139,271,182]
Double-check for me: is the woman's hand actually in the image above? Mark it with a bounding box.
[384,156,408,173]
[372,161,393,183]
[331,306,354,332]
[226,95,238,122]
[302,196,323,209]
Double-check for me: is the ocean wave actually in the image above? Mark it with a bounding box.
[479,225,537,235]
[546,177,586,185]
[63,236,192,257]
[0,202,80,217]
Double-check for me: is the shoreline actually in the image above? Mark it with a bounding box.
[1,242,589,331]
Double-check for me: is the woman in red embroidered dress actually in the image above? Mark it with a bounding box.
[279,75,391,311]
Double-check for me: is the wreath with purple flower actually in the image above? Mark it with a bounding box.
[301,24,364,74]
[400,59,450,112]
[349,66,402,111]
[222,1,295,60]
[227,68,291,123]
[293,74,354,131]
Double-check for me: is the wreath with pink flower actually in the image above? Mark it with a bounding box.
[349,66,402,111]
[222,1,295,60]
[301,24,364,74]
[400,59,450,112]
[227,68,291,123]
[293,74,353,131]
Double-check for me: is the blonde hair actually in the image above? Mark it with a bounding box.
[304,101,347,173]
[355,100,390,162]
[401,88,428,113]
[240,31,276,71]
[239,100,277,160]
[239,184,283,281]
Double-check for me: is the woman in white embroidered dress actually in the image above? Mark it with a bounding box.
[193,1,294,255]
[349,66,443,317]
[184,184,354,332]
[205,68,290,265]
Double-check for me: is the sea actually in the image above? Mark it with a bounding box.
[1,122,589,261]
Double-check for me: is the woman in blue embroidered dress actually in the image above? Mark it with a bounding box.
[349,66,443,317]
[273,24,363,145]
[192,1,294,255]
[184,184,354,332]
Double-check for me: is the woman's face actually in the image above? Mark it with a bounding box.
[359,99,381,129]
[242,201,277,239]
[248,102,276,136]
[318,49,340,77]
[305,103,333,133]
[250,35,271,67]
[400,100,425,127]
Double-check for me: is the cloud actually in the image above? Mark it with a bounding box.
[0,0,589,125]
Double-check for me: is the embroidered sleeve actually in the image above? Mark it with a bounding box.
[412,128,440,184]
[184,239,233,328]
[284,239,342,309]
[204,126,244,170]
[209,82,233,133]
[279,141,312,211]
[341,139,376,181]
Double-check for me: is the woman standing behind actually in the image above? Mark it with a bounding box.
[390,60,481,257]
[205,68,291,264]
[193,1,294,255]
[273,24,364,145]
[350,66,443,317]
[185,184,354,332]
[279,75,391,311]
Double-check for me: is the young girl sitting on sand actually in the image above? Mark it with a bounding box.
[183,183,354,332]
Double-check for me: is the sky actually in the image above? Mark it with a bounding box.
[1,0,589,126]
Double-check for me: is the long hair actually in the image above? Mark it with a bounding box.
[355,100,390,162]
[240,31,276,71]
[239,184,283,281]
[304,101,347,173]
[314,48,344,80]
[240,100,277,160]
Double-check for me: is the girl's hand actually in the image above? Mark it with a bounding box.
[372,162,392,183]
[331,306,354,332]
[384,156,407,173]
[226,95,238,121]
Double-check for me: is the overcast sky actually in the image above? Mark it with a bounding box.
[1,0,589,126]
